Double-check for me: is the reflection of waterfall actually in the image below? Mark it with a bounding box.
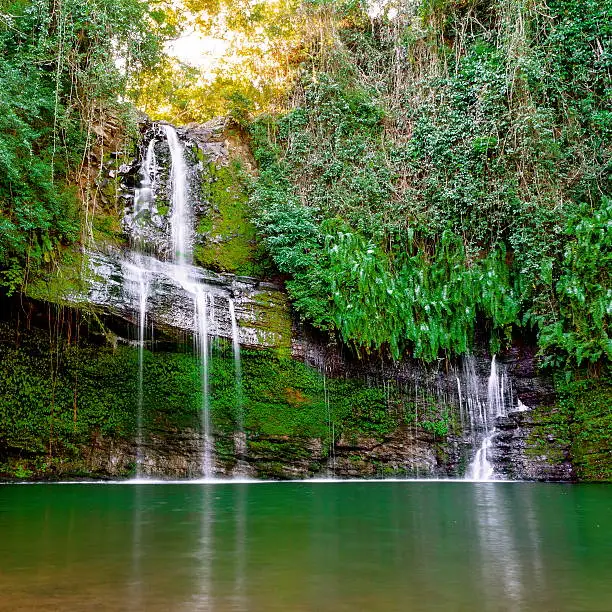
[464,355,514,481]
[191,485,215,611]
[473,484,529,607]
[129,485,144,609]
[233,485,247,611]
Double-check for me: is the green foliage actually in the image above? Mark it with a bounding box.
[556,368,612,482]
[0,0,165,290]
[247,0,611,365]
[0,56,80,289]
[0,323,424,478]
[539,198,612,366]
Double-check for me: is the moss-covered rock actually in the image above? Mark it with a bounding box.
[194,159,270,276]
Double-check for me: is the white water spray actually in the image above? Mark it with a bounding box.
[161,124,191,266]
[134,138,157,218]
[194,290,213,479]
[465,355,513,481]
[136,273,148,475]
[229,298,245,459]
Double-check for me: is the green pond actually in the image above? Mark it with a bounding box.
[0,482,610,611]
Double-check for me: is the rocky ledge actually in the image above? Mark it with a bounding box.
[66,248,292,350]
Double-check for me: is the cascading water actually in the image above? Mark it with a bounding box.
[464,355,514,481]
[134,138,157,220]
[124,260,149,476]
[161,124,191,266]
[194,289,213,479]
[323,372,336,475]
[124,123,224,478]
[228,298,246,460]
[161,124,216,478]
[136,270,149,475]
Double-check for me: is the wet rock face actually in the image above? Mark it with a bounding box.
[73,249,291,349]
[8,115,575,482]
[74,428,460,481]
[490,411,574,481]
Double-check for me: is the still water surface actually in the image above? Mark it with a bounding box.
[0,482,610,611]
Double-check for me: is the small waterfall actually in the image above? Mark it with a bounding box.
[136,270,149,475]
[123,258,150,476]
[323,372,336,475]
[161,124,191,265]
[487,355,507,418]
[194,290,213,479]
[228,298,246,460]
[464,355,515,481]
[134,137,157,219]
[468,435,495,481]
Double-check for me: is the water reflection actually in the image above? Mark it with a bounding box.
[1,483,611,611]
[232,485,248,612]
[185,486,215,611]
[474,484,525,606]
[129,485,143,610]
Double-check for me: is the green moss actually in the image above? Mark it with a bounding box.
[25,247,89,306]
[194,160,269,276]
[524,370,612,479]
[525,409,572,466]
[249,290,292,356]
[560,370,612,481]
[0,322,453,480]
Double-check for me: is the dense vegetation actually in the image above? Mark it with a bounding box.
[0,319,455,479]
[0,0,167,292]
[246,0,611,366]
[1,0,609,367]
[0,0,609,482]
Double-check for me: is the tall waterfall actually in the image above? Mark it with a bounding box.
[464,355,514,481]
[161,124,192,266]
[124,123,250,479]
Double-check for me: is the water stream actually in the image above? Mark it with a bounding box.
[128,124,247,478]
[228,298,245,460]
[465,355,514,481]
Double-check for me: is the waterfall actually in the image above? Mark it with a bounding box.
[488,355,505,418]
[194,290,213,479]
[161,124,191,266]
[323,372,336,475]
[123,258,150,476]
[468,435,495,481]
[464,355,513,481]
[136,269,149,476]
[161,123,216,478]
[134,137,157,219]
[228,298,246,460]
